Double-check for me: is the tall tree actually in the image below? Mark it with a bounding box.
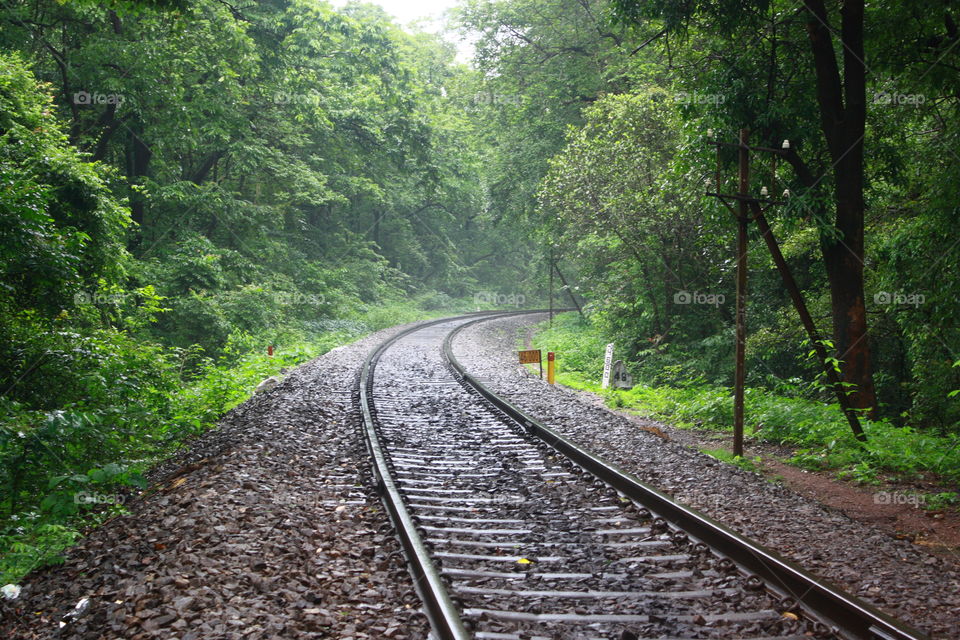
[610,0,879,415]
[798,0,874,415]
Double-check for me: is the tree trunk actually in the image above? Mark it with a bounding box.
[127,123,152,250]
[822,160,876,416]
[803,0,877,415]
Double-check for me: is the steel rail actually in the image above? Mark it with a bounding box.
[357,310,557,640]
[442,313,930,640]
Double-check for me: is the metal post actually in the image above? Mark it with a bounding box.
[733,129,750,458]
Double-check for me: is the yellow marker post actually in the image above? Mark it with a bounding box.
[547,352,555,385]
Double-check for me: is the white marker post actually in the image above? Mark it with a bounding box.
[601,343,614,389]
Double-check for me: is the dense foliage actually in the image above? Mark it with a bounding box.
[534,313,960,497]
[456,0,960,434]
[0,0,541,582]
[2,0,958,584]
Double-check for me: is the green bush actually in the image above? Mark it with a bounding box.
[528,312,607,380]
[0,292,476,585]
[532,313,960,486]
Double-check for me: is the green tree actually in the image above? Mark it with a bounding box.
[0,51,129,315]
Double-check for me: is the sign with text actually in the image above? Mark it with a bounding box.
[612,359,633,389]
[518,349,542,365]
[601,343,615,389]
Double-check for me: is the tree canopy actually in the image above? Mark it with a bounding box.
[2,0,960,585]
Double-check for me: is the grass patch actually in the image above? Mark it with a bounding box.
[0,297,472,586]
[700,448,763,473]
[528,313,960,491]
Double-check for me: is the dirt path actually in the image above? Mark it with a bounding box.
[757,456,960,555]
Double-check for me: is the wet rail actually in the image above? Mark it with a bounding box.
[357,312,929,640]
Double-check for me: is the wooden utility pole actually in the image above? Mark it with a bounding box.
[733,129,750,458]
[706,130,867,449]
[548,245,554,327]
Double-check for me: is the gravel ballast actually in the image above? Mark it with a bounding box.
[372,319,823,639]
[1,322,431,640]
[452,313,960,638]
[3,311,957,639]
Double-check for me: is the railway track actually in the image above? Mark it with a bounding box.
[357,312,929,640]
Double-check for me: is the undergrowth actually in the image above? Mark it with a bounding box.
[0,296,472,586]
[529,312,960,494]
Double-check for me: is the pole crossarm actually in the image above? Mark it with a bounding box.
[705,192,785,206]
[706,139,789,156]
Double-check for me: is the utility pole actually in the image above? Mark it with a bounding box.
[733,129,749,458]
[706,130,867,451]
[549,244,554,327]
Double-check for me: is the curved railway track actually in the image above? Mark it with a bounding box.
[357,312,929,640]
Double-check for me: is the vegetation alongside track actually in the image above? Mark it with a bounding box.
[0,0,535,586]
[3,0,960,609]
[531,313,960,504]
[0,297,473,585]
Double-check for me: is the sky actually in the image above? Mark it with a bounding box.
[331,0,475,60]
[367,0,458,27]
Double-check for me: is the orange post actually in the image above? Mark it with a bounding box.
[268,345,274,357]
[547,352,555,385]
